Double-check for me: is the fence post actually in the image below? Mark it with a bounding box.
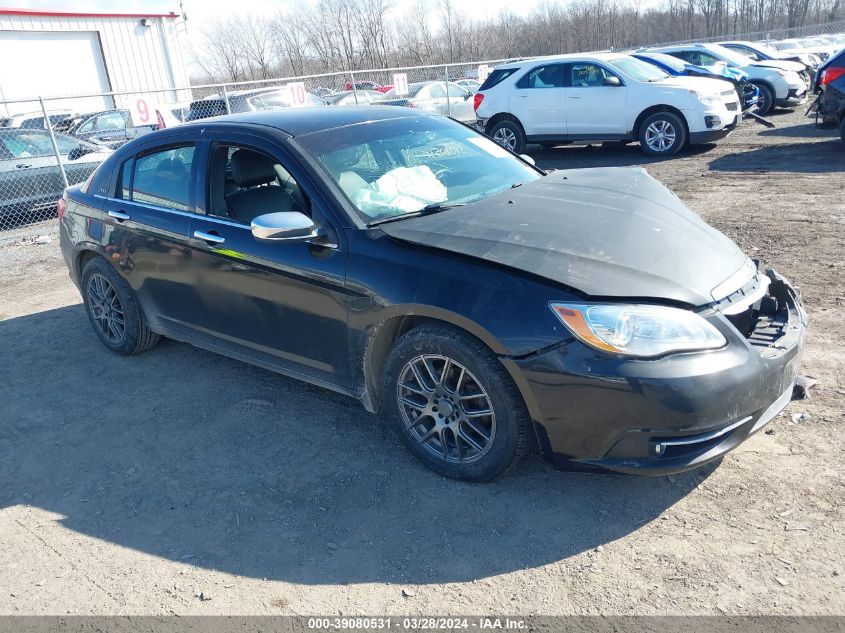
[222,83,231,114]
[39,96,68,190]
[349,70,359,105]
[444,65,451,118]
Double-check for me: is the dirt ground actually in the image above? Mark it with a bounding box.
[0,108,843,617]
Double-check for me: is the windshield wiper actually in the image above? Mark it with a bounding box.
[368,202,465,227]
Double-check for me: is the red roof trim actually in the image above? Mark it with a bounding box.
[0,7,180,19]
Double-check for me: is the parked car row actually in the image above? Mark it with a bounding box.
[471,35,842,156]
[183,81,479,123]
[474,52,748,156]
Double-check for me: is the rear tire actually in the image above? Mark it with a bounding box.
[488,119,526,154]
[81,257,160,355]
[382,324,532,482]
[753,83,775,116]
[638,111,687,156]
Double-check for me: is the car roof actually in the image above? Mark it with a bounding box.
[501,51,625,67]
[174,106,433,137]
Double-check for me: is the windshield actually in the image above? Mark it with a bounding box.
[753,42,785,57]
[608,56,670,81]
[774,41,799,51]
[295,116,541,225]
[636,52,687,73]
[708,44,757,66]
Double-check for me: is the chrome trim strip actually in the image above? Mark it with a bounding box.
[655,415,753,448]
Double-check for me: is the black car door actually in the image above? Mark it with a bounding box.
[181,132,351,389]
[99,138,199,330]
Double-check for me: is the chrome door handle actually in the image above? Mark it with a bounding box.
[193,230,225,244]
[568,94,582,99]
[108,210,130,221]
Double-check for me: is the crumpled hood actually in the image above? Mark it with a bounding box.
[750,59,806,73]
[379,168,748,306]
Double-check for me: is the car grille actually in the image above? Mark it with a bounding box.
[726,102,738,111]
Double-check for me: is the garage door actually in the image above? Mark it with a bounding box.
[0,31,112,115]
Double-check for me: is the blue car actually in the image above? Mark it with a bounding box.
[633,52,761,112]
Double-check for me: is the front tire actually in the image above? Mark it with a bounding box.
[753,83,775,116]
[382,324,532,482]
[81,257,160,355]
[638,111,687,156]
[488,119,526,154]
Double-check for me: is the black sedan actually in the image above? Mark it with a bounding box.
[59,107,807,481]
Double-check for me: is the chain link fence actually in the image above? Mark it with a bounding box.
[649,19,845,47]
[0,57,522,232]
[1,19,842,232]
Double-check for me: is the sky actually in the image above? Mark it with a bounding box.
[2,0,549,37]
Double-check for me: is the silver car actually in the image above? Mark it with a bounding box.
[0,128,110,220]
[379,81,476,123]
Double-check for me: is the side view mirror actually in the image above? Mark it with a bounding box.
[68,145,94,161]
[603,76,622,87]
[464,91,472,100]
[519,154,536,166]
[251,211,319,243]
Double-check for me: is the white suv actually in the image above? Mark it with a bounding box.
[645,43,809,114]
[474,53,740,156]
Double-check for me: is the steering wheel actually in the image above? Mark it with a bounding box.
[429,162,453,181]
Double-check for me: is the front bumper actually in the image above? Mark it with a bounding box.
[777,86,808,107]
[504,269,808,475]
[689,113,739,144]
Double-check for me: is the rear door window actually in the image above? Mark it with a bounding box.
[516,64,565,89]
[130,145,195,211]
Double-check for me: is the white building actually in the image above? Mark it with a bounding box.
[0,7,190,116]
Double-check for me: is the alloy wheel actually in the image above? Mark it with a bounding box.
[493,127,517,151]
[645,120,676,153]
[86,272,126,344]
[397,354,496,464]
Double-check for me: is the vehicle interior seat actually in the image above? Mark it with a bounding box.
[226,149,295,224]
[274,163,308,211]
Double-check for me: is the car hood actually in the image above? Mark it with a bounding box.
[654,75,734,92]
[750,59,806,72]
[379,168,748,306]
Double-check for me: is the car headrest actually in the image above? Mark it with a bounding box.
[231,149,277,188]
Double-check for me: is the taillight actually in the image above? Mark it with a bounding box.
[156,109,166,129]
[473,93,485,111]
[819,67,845,86]
[57,197,67,220]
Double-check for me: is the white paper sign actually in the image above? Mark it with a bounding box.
[393,73,409,96]
[129,95,155,126]
[477,64,491,84]
[286,82,307,107]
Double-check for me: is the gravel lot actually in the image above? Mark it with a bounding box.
[0,108,843,616]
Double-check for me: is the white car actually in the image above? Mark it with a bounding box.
[474,52,740,156]
[720,40,820,72]
[647,43,809,114]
